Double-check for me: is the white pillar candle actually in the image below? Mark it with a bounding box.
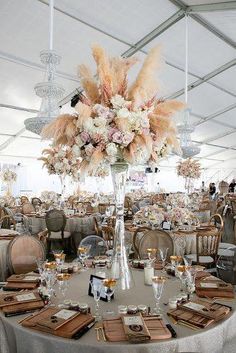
[144,266,154,286]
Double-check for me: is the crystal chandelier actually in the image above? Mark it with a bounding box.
[177,15,200,158]
[24,0,65,135]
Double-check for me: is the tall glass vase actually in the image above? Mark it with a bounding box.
[110,162,134,290]
[59,175,66,208]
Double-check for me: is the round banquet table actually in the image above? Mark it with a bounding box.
[0,270,236,353]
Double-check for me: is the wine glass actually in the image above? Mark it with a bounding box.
[159,248,169,272]
[176,265,190,293]
[43,262,57,305]
[77,245,91,271]
[152,276,166,315]
[56,273,71,302]
[146,248,157,263]
[102,278,117,302]
[90,279,103,321]
[53,250,65,270]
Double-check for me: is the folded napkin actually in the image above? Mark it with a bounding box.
[121,314,151,343]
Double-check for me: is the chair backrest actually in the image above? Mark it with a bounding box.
[7,235,46,274]
[31,197,42,207]
[209,213,224,230]
[20,196,29,205]
[79,235,108,258]
[22,202,35,215]
[14,213,30,234]
[138,229,174,260]
[0,209,16,229]
[133,227,174,260]
[101,225,114,249]
[196,227,221,263]
[45,209,66,233]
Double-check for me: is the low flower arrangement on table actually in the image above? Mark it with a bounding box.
[166,193,190,209]
[177,159,201,194]
[134,204,199,229]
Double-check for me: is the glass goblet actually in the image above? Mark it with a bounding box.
[77,245,91,271]
[152,276,166,315]
[90,280,103,321]
[56,273,71,302]
[146,248,157,263]
[102,278,117,302]
[176,265,190,293]
[159,248,169,272]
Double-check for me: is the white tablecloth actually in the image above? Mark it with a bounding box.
[0,240,10,281]
[0,269,236,353]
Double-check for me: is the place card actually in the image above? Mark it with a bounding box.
[16,293,36,302]
[54,309,77,320]
[24,276,40,281]
[123,316,143,326]
[200,282,218,288]
[182,302,206,312]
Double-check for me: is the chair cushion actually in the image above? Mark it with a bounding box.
[219,242,236,249]
[49,231,71,239]
[186,254,214,264]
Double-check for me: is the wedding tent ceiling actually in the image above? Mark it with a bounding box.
[0,0,235,173]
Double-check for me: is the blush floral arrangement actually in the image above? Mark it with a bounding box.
[39,146,80,180]
[42,45,184,175]
[1,169,17,183]
[177,158,201,193]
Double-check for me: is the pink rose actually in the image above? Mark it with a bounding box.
[108,127,119,140]
[122,132,134,146]
[80,131,90,143]
[112,131,123,144]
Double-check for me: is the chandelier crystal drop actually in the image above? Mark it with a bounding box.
[24,1,65,135]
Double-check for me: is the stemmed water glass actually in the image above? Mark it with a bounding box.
[43,262,57,305]
[102,278,117,302]
[152,276,166,315]
[159,248,169,272]
[146,248,157,263]
[53,250,65,270]
[90,279,103,321]
[56,273,71,304]
[176,265,190,293]
[77,245,91,271]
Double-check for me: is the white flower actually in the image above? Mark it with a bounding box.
[71,145,81,157]
[57,150,66,158]
[75,135,84,147]
[117,107,130,119]
[110,94,127,109]
[83,117,94,132]
[93,117,107,128]
[106,143,118,156]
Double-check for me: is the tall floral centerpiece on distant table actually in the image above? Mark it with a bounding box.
[177,159,201,194]
[39,146,80,201]
[1,169,17,197]
[42,45,184,290]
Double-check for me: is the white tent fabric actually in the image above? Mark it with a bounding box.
[0,0,235,186]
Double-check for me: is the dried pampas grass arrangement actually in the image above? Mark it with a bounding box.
[41,44,184,175]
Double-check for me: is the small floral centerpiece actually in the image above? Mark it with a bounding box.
[134,205,165,227]
[177,159,201,193]
[166,207,199,228]
[1,169,17,197]
[166,193,190,209]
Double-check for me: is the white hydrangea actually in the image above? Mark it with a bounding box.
[117,107,130,119]
[110,94,127,109]
[106,143,118,156]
